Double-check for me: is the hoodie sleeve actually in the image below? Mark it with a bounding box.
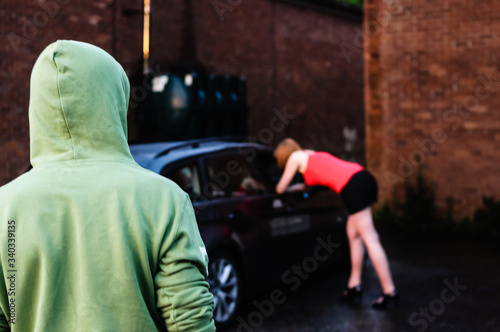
[0,266,10,331]
[0,311,9,331]
[155,197,215,332]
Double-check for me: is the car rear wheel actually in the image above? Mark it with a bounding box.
[207,251,242,328]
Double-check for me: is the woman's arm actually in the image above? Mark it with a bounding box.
[286,183,306,192]
[275,152,302,194]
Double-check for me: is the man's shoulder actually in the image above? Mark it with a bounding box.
[0,170,32,198]
[124,163,181,188]
[118,163,188,199]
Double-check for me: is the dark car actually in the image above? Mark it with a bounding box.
[130,138,349,327]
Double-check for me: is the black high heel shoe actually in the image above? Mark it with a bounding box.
[372,290,399,310]
[340,285,362,304]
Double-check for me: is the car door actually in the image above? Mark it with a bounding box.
[200,149,296,283]
[160,159,221,248]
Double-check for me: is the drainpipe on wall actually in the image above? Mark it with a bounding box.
[143,0,151,75]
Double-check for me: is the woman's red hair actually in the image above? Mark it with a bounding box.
[274,138,302,170]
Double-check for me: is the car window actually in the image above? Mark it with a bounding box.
[163,163,202,201]
[204,152,266,198]
[253,150,304,189]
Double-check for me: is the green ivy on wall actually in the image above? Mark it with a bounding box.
[336,0,363,7]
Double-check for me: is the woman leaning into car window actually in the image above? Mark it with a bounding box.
[274,138,398,309]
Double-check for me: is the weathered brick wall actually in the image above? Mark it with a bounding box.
[0,0,117,184]
[274,2,365,159]
[1,0,364,186]
[141,0,365,159]
[364,0,500,219]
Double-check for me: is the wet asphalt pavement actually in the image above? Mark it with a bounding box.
[220,231,500,332]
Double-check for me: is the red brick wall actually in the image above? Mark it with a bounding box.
[364,0,500,219]
[274,3,365,158]
[0,0,117,184]
[142,0,365,158]
[1,0,364,186]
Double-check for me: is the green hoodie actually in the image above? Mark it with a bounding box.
[0,40,215,331]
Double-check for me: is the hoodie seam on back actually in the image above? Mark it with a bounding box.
[53,45,76,161]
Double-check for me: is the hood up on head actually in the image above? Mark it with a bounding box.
[29,40,133,167]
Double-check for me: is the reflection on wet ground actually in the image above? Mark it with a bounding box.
[222,231,500,332]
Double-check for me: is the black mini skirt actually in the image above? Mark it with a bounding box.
[340,170,378,215]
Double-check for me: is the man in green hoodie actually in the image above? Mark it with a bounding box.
[0,40,215,331]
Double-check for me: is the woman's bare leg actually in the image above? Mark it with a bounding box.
[349,207,395,294]
[346,215,365,288]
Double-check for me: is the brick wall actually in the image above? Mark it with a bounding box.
[139,0,365,158]
[1,0,364,186]
[364,0,500,219]
[0,0,117,184]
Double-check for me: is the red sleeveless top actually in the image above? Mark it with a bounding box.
[302,151,363,193]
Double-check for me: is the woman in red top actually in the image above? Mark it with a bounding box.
[274,138,397,309]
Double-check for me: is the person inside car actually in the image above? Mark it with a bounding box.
[274,138,398,309]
